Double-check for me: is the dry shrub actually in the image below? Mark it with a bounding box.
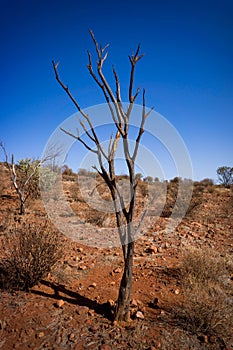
[161,181,200,218]
[139,181,149,197]
[174,247,233,345]
[85,209,105,227]
[0,222,64,291]
[69,183,85,202]
[179,247,232,287]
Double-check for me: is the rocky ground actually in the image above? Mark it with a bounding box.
[0,164,232,349]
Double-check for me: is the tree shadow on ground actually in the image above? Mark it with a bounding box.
[31,279,113,320]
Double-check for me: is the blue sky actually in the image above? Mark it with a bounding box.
[1,0,232,181]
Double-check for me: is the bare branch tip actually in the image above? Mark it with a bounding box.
[52,60,60,70]
[136,43,141,55]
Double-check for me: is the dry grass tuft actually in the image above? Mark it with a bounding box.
[0,222,64,291]
[173,247,233,345]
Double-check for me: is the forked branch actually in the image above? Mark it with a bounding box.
[128,44,144,103]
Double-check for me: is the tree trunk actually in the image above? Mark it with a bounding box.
[114,241,134,321]
[19,194,25,215]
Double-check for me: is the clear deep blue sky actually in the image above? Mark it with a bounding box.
[1,0,232,181]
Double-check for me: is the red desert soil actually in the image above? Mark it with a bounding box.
[0,164,232,349]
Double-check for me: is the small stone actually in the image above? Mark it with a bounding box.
[88,309,95,316]
[165,242,170,248]
[89,282,97,288]
[79,265,87,270]
[77,247,83,253]
[69,333,75,341]
[125,311,131,322]
[38,331,44,338]
[131,299,138,307]
[135,311,144,319]
[157,247,163,253]
[198,334,208,343]
[55,299,64,308]
[110,281,116,286]
[145,246,158,254]
[113,267,122,273]
[89,325,98,332]
[76,306,89,315]
[107,299,115,307]
[150,297,159,308]
[174,288,180,295]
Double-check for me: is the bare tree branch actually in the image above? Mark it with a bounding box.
[128,44,144,103]
[132,89,154,161]
[60,127,98,154]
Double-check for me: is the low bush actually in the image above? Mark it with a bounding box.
[0,222,64,291]
[173,247,233,345]
[179,247,232,287]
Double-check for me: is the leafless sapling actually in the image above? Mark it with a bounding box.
[0,142,59,215]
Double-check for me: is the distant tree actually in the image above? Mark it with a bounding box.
[78,168,88,176]
[52,31,153,321]
[170,176,181,183]
[154,177,160,182]
[135,173,143,180]
[217,166,233,187]
[199,178,214,186]
[62,164,75,176]
[143,175,153,183]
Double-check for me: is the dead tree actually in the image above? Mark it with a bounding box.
[52,30,152,321]
[0,143,58,215]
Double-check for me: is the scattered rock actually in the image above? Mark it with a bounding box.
[76,306,89,315]
[37,331,44,338]
[198,334,208,343]
[89,325,98,332]
[131,299,138,307]
[135,311,144,319]
[157,247,163,253]
[145,246,157,254]
[174,288,180,295]
[79,264,87,270]
[77,247,83,253]
[113,267,122,273]
[88,309,95,317]
[89,282,97,288]
[68,333,75,341]
[149,297,159,308]
[55,299,64,308]
[107,299,115,307]
[110,281,116,286]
